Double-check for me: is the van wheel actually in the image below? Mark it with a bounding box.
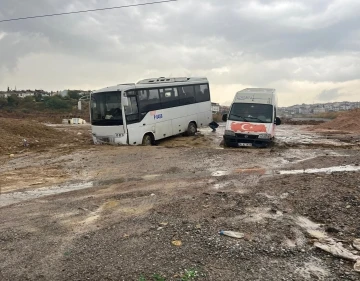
[142,134,153,146]
[267,140,275,148]
[186,122,197,136]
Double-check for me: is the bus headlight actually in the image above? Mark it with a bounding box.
[258,134,271,139]
[225,130,235,136]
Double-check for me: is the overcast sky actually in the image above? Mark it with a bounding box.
[0,0,359,106]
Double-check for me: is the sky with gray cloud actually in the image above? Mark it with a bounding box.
[0,0,359,106]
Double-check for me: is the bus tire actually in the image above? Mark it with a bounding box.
[142,133,154,146]
[186,122,197,136]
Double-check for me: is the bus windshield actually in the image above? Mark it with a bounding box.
[91,92,123,125]
[229,103,273,123]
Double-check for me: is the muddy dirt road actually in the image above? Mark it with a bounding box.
[1,124,360,281]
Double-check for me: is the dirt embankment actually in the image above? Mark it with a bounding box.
[282,118,326,125]
[0,118,91,155]
[312,109,360,133]
[0,110,89,124]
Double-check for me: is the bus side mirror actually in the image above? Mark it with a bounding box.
[222,114,228,122]
[275,117,281,126]
[122,92,129,107]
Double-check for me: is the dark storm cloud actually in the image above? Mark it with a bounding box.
[0,0,359,104]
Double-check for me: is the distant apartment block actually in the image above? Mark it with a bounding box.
[0,92,9,98]
[211,102,220,113]
[219,105,230,114]
[279,101,360,117]
[313,107,326,114]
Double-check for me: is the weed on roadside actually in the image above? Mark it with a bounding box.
[139,269,201,281]
[152,273,166,281]
[181,269,199,281]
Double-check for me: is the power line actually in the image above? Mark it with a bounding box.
[0,0,178,23]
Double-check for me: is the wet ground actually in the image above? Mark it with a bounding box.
[1,124,360,280]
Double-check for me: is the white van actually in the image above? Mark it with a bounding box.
[222,88,281,148]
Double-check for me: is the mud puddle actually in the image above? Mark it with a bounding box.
[211,167,271,178]
[202,124,355,148]
[210,167,274,192]
[208,151,355,191]
[161,124,353,149]
[278,164,360,175]
[0,173,167,208]
[198,124,225,146]
[0,181,94,208]
[276,126,356,147]
[211,170,231,177]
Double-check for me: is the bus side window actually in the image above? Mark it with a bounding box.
[140,89,161,112]
[159,87,180,109]
[138,89,147,114]
[125,96,139,123]
[179,86,195,105]
[138,90,147,101]
[125,96,138,115]
[195,84,210,103]
[124,90,135,112]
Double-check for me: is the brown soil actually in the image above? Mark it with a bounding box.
[1,120,360,280]
[313,109,360,133]
[282,118,326,125]
[0,118,92,155]
[0,110,89,124]
[160,133,214,148]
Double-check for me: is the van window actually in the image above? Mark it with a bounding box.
[229,103,273,123]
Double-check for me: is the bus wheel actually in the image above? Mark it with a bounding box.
[142,133,153,146]
[186,122,197,136]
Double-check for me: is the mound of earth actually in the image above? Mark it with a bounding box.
[160,133,213,148]
[313,109,360,133]
[282,118,325,125]
[0,118,91,155]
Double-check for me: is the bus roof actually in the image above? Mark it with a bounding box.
[92,77,209,93]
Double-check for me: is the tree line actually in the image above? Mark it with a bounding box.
[0,90,85,112]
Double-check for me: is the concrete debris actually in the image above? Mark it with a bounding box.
[219,231,245,239]
[354,260,360,273]
[314,241,360,262]
[353,239,360,251]
[296,216,360,271]
[171,240,182,247]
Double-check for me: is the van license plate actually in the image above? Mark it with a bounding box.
[238,143,252,147]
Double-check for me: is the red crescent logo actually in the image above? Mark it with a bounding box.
[230,122,267,133]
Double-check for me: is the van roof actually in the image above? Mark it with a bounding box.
[237,88,275,94]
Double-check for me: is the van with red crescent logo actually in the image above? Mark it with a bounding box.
[222,88,281,148]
